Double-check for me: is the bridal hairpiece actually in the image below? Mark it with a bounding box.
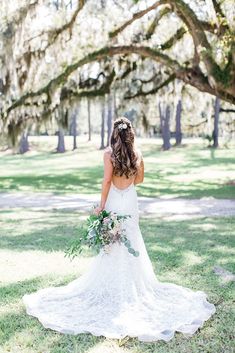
[118,123,128,130]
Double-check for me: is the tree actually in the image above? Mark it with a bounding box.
[175,99,182,145]
[56,107,67,153]
[0,0,234,145]
[106,93,113,147]
[56,127,66,153]
[87,99,92,141]
[100,98,106,150]
[70,108,78,150]
[159,103,171,150]
[18,130,29,154]
[113,89,117,120]
[213,97,220,148]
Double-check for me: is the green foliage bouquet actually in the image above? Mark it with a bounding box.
[64,205,140,260]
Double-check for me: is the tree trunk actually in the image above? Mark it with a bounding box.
[19,130,29,154]
[87,98,92,141]
[159,103,171,150]
[159,103,163,135]
[175,99,182,145]
[106,93,113,147]
[57,127,66,153]
[213,97,220,148]
[72,112,77,150]
[70,110,78,150]
[100,99,105,150]
[113,89,117,120]
[69,118,73,136]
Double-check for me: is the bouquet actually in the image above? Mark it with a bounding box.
[64,204,140,260]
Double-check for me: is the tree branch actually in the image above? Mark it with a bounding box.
[145,6,171,39]
[161,26,187,50]
[61,69,115,100]
[47,0,85,45]
[212,0,232,35]
[6,68,115,143]
[108,0,227,88]
[26,0,85,51]
[4,45,181,118]
[211,0,226,21]
[169,0,214,68]
[124,73,176,99]
[220,108,235,113]
[109,0,168,38]
[186,119,207,128]
[3,44,235,121]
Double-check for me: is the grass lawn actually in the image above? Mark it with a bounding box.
[0,136,234,352]
[0,208,234,353]
[0,136,234,199]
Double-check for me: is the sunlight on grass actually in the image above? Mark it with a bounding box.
[0,138,235,353]
[0,136,234,198]
[0,250,92,284]
[86,340,128,353]
[189,223,218,231]
[0,208,234,352]
[182,251,203,266]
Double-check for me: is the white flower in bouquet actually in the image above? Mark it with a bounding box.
[109,223,120,235]
[64,205,139,260]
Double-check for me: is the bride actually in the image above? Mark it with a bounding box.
[22,116,216,342]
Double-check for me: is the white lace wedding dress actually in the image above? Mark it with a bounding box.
[22,181,216,342]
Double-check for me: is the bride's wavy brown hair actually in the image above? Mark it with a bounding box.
[110,117,139,178]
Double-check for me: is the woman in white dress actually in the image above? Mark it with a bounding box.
[22,116,216,342]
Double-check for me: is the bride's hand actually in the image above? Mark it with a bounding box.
[93,206,104,215]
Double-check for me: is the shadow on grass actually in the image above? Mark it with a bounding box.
[0,274,80,306]
[137,145,235,199]
[0,309,104,352]
[0,165,103,194]
[1,143,234,199]
[137,174,235,199]
[1,212,235,352]
[0,275,105,350]
[1,210,234,290]
[140,217,234,292]
[0,223,96,259]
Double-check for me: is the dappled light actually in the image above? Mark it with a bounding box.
[0,137,234,199]
[1,203,234,351]
[0,0,234,349]
[0,137,234,352]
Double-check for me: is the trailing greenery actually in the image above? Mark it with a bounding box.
[64,209,139,259]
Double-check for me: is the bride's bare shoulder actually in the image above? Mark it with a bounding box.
[103,146,112,160]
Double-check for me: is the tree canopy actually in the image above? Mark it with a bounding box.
[0,0,234,144]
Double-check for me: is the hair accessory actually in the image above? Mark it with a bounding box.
[118,123,128,130]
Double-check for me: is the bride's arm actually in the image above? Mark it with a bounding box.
[134,154,144,185]
[97,150,113,212]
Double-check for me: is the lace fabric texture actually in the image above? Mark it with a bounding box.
[22,182,216,342]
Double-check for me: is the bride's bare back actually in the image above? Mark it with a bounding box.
[105,147,144,190]
[112,175,136,190]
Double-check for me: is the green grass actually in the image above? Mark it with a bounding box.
[0,208,234,353]
[0,136,234,199]
[0,136,234,352]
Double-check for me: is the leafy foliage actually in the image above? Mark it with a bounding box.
[64,207,139,259]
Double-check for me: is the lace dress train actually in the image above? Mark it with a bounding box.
[22,182,216,342]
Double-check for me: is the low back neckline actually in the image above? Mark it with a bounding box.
[111,181,134,193]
